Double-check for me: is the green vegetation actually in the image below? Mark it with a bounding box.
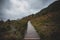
[0,18,28,40]
[0,0,60,40]
[20,0,60,40]
[30,0,60,40]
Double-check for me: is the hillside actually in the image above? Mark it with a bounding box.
[0,0,60,40]
[0,18,28,40]
[29,0,60,40]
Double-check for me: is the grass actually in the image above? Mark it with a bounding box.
[0,18,28,40]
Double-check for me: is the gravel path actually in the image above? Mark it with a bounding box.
[24,21,40,40]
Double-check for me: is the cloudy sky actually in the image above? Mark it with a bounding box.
[0,0,56,20]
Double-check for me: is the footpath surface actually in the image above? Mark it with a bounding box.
[24,21,40,40]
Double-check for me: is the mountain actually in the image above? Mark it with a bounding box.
[0,0,60,40]
[27,0,60,40]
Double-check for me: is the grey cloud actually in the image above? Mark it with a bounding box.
[29,0,56,10]
[0,0,56,21]
[0,0,11,20]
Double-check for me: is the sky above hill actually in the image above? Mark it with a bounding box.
[0,0,56,20]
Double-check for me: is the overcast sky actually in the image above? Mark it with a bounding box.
[0,0,56,20]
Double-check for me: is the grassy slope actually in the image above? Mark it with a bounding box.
[0,0,60,40]
[0,18,28,40]
[30,0,60,40]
